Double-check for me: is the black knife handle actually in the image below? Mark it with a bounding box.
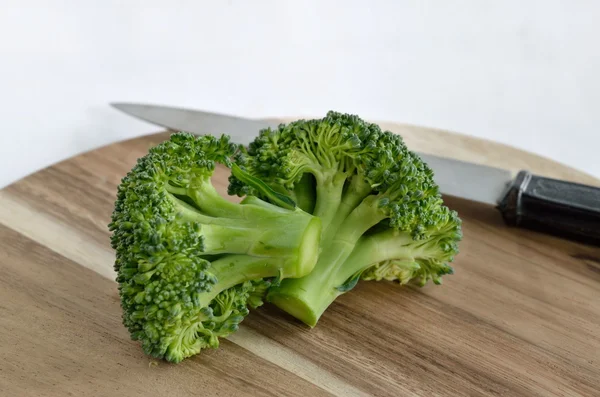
[497,171,600,246]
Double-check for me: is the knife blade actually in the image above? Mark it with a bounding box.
[111,102,600,246]
[112,103,280,147]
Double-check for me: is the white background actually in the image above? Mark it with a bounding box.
[1,1,599,188]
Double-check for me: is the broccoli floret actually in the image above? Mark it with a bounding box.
[109,132,321,362]
[229,111,461,327]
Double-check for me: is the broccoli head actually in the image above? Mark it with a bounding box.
[109,132,321,362]
[229,111,461,327]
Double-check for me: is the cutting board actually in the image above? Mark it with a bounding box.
[1,122,599,397]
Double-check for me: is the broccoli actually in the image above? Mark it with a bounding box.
[109,132,321,363]
[229,111,462,327]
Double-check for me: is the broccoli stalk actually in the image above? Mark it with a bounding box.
[164,188,319,264]
[230,111,462,327]
[272,223,458,326]
[110,132,321,362]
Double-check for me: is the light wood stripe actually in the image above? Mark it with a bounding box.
[228,328,372,397]
[0,189,366,397]
[0,191,116,280]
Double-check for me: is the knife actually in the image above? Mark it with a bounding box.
[111,102,600,246]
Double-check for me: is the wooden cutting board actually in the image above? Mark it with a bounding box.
[1,122,599,397]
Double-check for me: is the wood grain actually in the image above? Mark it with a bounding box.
[1,124,599,397]
[0,225,334,397]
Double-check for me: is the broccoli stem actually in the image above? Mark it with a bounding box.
[167,180,242,218]
[312,171,347,230]
[268,241,352,326]
[321,176,372,242]
[267,232,407,326]
[167,187,321,276]
[199,216,321,263]
[196,255,298,307]
[270,228,455,326]
[268,197,386,326]
[331,231,416,286]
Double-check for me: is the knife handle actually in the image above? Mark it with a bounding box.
[497,171,600,246]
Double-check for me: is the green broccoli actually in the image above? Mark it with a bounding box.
[109,132,321,363]
[229,111,462,327]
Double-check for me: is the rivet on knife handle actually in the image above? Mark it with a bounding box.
[497,171,600,246]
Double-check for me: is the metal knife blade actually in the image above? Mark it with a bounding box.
[111,102,600,246]
[417,153,512,206]
[111,102,512,205]
[111,103,281,147]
